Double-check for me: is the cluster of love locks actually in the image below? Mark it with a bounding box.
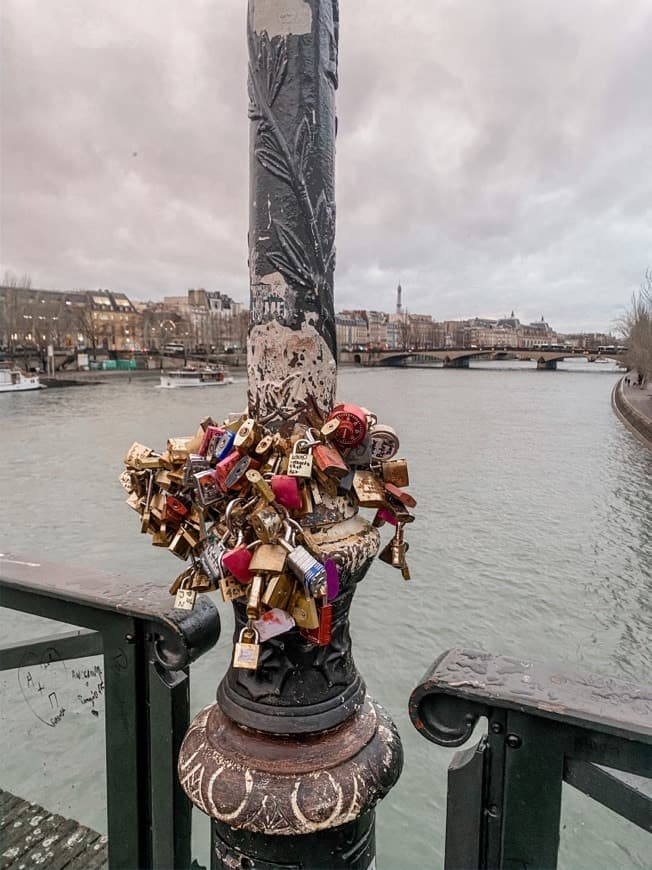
[121,403,416,670]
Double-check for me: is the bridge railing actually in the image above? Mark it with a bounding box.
[0,554,220,870]
[410,648,651,869]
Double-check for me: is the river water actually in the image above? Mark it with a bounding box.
[1,360,650,869]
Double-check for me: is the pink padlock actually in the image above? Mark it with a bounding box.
[271,475,303,510]
[374,507,398,526]
[221,545,253,584]
[213,450,242,492]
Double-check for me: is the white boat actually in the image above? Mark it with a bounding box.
[159,366,234,389]
[0,368,44,393]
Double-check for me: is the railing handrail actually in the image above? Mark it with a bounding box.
[410,647,651,870]
[410,647,652,747]
[0,552,219,670]
[0,553,221,870]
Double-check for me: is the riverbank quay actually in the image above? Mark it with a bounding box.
[612,375,652,448]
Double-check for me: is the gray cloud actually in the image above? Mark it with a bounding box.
[2,0,650,331]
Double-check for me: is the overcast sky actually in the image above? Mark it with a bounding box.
[2,1,651,332]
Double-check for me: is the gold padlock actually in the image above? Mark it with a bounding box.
[290,588,319,630]
[233,625,260,669]
[381,458,409,488]
[262,573,296,610]
[246,469,275,504]
[167,437,194,464]
[246,574,264,620]
[352,470,386,508]
[220,575,248,603]
[250,504,283,543]
[249,543,287,574]
[234,418,261,453]
[124,442,153,468]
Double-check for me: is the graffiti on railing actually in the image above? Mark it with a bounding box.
[18,645,104,728]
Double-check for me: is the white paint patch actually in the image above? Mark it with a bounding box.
[253,0,312,37]
[248,317,336,421]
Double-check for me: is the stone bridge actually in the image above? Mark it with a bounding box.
[339,348,627,370]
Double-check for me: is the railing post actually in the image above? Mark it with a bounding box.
[177,3,403,867]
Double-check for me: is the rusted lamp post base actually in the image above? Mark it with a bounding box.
[213,812,376,870]
[180,699,401,868]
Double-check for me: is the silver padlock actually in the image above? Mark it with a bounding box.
[279,521,327,597]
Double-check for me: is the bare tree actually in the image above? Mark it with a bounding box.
[618,269,652,382]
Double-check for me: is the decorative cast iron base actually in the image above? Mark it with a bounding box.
[178,697,403,836]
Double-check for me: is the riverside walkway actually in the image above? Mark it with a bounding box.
[613,374,652,448]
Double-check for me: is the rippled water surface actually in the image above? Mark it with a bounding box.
[1,360,650,868]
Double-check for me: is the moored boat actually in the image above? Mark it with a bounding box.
[159,366,234,389]
[0,368,44,393]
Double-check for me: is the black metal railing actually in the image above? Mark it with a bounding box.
[0,554,220,870]
[410,648,652,870]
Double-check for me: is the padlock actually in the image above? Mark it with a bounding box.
[164,494,190,524]
[168,566,193,595]
[249,543,287,575]
[381,458,410,488]
[140,472,155,533]
[311,440,350,479]
[219,574,248,602]
[279,522,327,597]
[224,454,252,490]
[246,469,275,503]
[384,482,417,508]
[233,625,260,670]
[287,439,313,478]
[270,474,303,510]
[370,424,400,461]
[183,454,210,488]
[213,450,243,491]
[345,435,372,468]
[167,437,194,464]
[246,574,264,620]
[289,588,319,629]
[194,469,223,506]
[234,418,261,453]
[199,425,224,458]
[373,507,398,527]
[326,404,368,448]
[300,598,333,645]
[254,434,274,459]
[250,504,283,543]
[172,568,197,610]
[313,467,338,497]
[168,527,192,560]
[324,559,340,601]
[124,442,153,468]
[319,418,341,440]
[261,572,296,610]
[352,470,387,508]
[200,529,231,582]
[212,430,236,463]
[222,544,254,583]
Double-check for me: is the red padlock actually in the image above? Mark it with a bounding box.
[312,442,349,479]
[164,495,190,524]
[198,425,224,458]
[326,404,368,448]
[213,450,242,492]
[222,545,253,584]
[271,475,303,510]
[300,601,333,646]
[384,482,417,509]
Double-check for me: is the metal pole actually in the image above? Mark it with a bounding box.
[246,0,337,426]
[179,4,402,867]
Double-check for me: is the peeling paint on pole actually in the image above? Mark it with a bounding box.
[253,0,313,37]
[247,0,339,424]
